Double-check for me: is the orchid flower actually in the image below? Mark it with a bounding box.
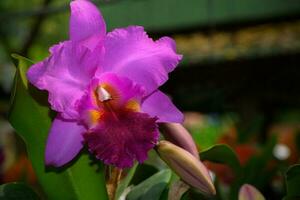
[27,0,183,168]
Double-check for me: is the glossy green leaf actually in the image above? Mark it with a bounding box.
[127,169,172,200]
[283,164,300,200]
[8,55,108,200]
[200,144,242,176]
[0,182,39,200]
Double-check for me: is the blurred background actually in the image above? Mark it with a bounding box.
[1,0,300,199]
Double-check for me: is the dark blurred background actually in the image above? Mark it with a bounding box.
[1,0,300,199]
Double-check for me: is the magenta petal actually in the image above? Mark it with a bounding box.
[45,115,85,167]
[97,26,182,94]
[142,90,184,123]
[27,41,102,119]
[84,111,159,168]
[70,0,106,46]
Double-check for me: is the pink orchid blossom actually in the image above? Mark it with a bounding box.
[27,0,183,168]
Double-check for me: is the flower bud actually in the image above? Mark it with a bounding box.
[156,140,216,195]
[239,184,265,200]
[160,123,199,159]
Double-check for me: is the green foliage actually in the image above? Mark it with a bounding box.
[190,115,236,150]
[199,144,242,200]
[8,55,108,200]
[229,137,277,200]
[0,183,39,200]
[200,144,242,176]
[283,164,300,200]
[126,169,172,200]
[240,137,276,188]
[130,164,158,186]
[115,164,138,200]
[191,121,223,150]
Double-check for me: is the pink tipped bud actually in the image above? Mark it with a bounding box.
[156,140,216,195]
[160,123,199,159]
[239,184,265,200]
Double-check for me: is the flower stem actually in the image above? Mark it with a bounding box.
[107,167,123,200]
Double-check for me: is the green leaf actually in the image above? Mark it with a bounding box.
[0,182,39,200]
[200,144,242,176]
[115,163,138,200]
[130,164,158,186]
[199,144,242,200]
[283,164,300,200]
[127,169,172,200]
[8,55,108,200]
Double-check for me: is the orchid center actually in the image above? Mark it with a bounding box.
[77,74,159,167]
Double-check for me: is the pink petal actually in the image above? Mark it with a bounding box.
[160,123,199,159]
[97,26,182,94]
[84,111,159,168]
[27,41,102,119]
[239,184,265,200]
[45,115,85,167]
[142,90,184,123]
[70,0,106,47]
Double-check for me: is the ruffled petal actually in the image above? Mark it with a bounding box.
[27,41,102,119]
[142,90,184,123]
[45,115,85,167]
[97,26,182,94]
[84,111,159,168]
[70,0,106,48]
